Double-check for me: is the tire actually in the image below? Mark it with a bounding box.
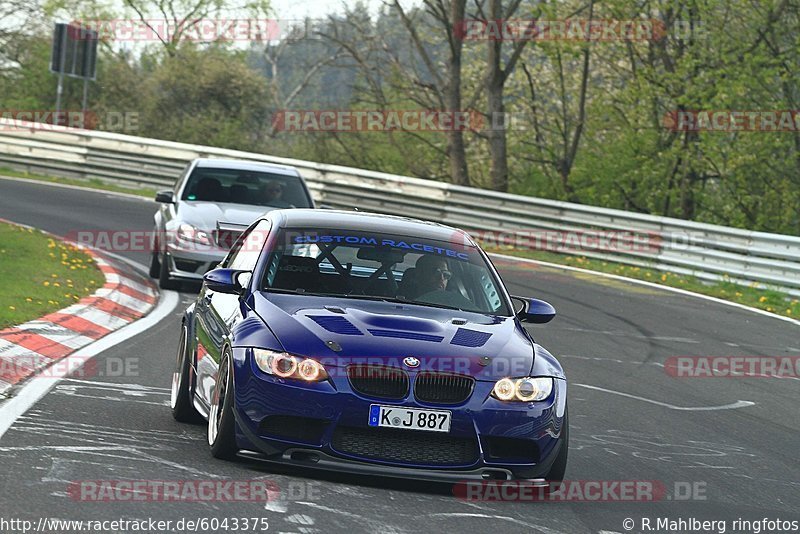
[170,324,201,423]
[149,229,161,278]
[208,351,239,460]
[545,406,569,484]
[149,250,160,278]
[158,252,180,290]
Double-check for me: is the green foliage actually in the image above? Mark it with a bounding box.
[1,0,799,235]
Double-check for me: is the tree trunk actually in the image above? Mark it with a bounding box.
[446,0,469,186]
[486,0,508,192]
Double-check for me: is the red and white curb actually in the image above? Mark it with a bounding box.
[0,251,157,397]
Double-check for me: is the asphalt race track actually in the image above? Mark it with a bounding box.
[1,178,798,534]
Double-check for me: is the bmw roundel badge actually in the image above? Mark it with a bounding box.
[403,356,420,368]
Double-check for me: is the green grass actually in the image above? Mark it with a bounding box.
[0,222,105,329]
[485,247,800,319]
[0,167,158,198]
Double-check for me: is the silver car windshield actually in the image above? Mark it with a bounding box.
[261,228,510,315]
[182,168,312,208]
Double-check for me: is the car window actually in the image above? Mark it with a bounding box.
[181,167,312,208]
[261,228,510,315]
[174,162,192,194]
[225,220,271,271]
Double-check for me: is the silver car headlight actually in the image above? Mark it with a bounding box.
[491,377,553,402]
[176,223,212,245]
[253,349,328,382]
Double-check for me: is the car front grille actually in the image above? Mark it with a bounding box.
[213,228,243,250]
[331,426,479,465]
[347,365,409,399]
[414,372,475,404]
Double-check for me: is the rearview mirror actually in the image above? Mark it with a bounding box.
[155,190,175,203]
[511,296,556,324]
[203,268,250,295]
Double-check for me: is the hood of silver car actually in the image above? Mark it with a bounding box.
[176,201,271,230]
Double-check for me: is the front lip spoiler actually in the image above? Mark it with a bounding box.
[236,447,548,486]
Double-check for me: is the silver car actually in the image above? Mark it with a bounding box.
[149,158,315,289]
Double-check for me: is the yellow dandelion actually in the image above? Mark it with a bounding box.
[660,274,667,282]
[51,274,58,278]
[787,309,792,315]
[43,281,50,286]
[758,296,767,303]
[25,298,32,302]
[8,305,15,311]
[53,282,60,287]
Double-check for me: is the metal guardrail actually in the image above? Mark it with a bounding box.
[2,118,799,298]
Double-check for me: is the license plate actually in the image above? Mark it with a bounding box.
[368,404,451,433]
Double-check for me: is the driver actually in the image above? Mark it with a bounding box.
[261,180,293,208]
[415,254,452,294]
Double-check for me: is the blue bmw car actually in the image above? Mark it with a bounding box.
[170,209,568,484]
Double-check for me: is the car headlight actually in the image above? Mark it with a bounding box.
[491,377,553,402]
[253,349,328,382]
[176,223,212,245]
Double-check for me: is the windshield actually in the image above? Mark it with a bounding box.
[260,228,510,315]
[181,167,312,208]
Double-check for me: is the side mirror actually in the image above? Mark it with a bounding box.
[511,296,556,324]
[203,268,250,295]
[155,190,176,203]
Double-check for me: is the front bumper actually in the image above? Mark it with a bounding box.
[164,245,226,281]
[231,349,567,481]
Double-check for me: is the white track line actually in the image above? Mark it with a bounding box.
[573,383,755,411]
[0,290,179,440]
[0,175,151,202]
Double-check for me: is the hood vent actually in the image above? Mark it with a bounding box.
[308,315,363,335]
[450,328,492,348]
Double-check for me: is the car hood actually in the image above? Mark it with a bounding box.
[250,292,536,381]
[177,201,269,230]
